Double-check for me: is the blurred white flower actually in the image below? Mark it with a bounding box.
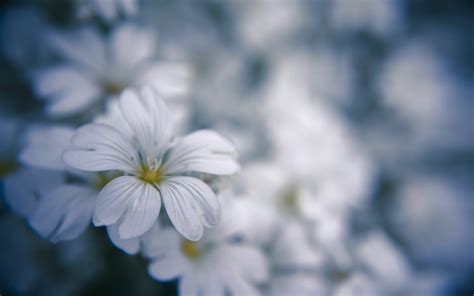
[33,23,189,117]
[76,0,138,22]
[233,0,309,51]
[388,175,473,275]
[15,124,150,253]
[330,0,404,36]
[213,195,278,247]
[260,62,375,266]
[333,273,380,296]
[354,231,412,292]
[13,125,97,243]
[266,273,329,296]
[3,168,63,219]
[143,225,268,295]
[375,41,474,159]
[106,220,162,255]
[263,62,373,198]
[64,88,240,241]
[270,219,325,271]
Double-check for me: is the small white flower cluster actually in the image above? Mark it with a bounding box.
[0,0,472,295]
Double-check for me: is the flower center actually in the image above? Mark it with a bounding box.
[139,166,165,184]
[281,184,299,214]
[103,82,124,95]
[181,240,203,260]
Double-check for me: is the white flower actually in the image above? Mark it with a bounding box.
[75,0,138,22]
[333,273,380,296]
[16,124,148,253]
[267,273,329,296]
[270,219,325,271]
[234,0,308,51]
[28,184,96,243]
[3,168,63,218]
[388,175,472,272]
[143,227,268,296]
[13,125,98,243]
[375,42,473,156]
[330,0,403,36]
[214,195,278,247]
[33,23,189,117]
[63,88,240,241]
[354,231,412,292]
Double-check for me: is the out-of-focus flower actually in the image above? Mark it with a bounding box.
[373,41,474,165]
[388,175,473,275]
[13,125,96,243]
[64,88,239,241]
[143,225,268,295]
[266,273,329,296]
[75,0,138,22]
[333,273,380,296]
[233,0,310,51]
[260,60,375,267]
[263,57,374,197]
[270,220,325,271]
[353,231,412,292]
[330,0,404,36]
[33,23,189,117]
[3,168,63,219]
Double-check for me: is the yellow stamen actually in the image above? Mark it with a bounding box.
[103,82,123,95]
[281,184,298,211]
[181,240,202,260]
[139,166,165,184]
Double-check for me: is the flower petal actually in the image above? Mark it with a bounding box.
[118,88,173,159]
[118,182,161,239]
[213,245,269,284]
[136,61,190,97]
[160,176,220,241]
[93,176,142,226]
[141,227,179,259]
[28,184,95,243]
[3,168,63,218]
[19,125,74,171]
[48,28,106,75]
[148,253,188,281]
[33,66,101,116]
[106,223,140,255]
[164,130,240,176]
[63,123,139,173]
[110,23,155,72]
[179,274,200,296]
[223,274,260,296]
